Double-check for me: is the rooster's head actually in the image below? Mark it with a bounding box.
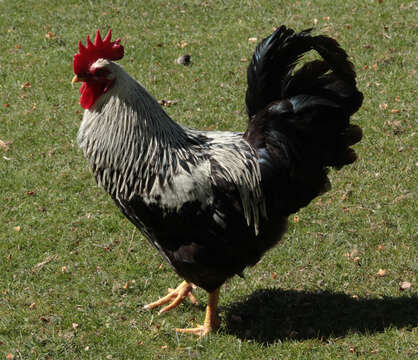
[72,29,124,109]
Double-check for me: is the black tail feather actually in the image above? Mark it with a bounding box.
[281,59,330,98]
[245,26,363,119]
[311,35,357,86]
[245,26,313,118]
[244,25,363,214]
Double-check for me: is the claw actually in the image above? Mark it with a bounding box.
[176,325,208,339]
[143,281,196,313]
[144,282,221,339]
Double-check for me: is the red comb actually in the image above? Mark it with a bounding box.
[73,29,124,75]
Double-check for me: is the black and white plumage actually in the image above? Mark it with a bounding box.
[74,26,363,336]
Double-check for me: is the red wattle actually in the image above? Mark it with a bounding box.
[79,81,103,110]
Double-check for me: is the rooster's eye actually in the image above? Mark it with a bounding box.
[93,68,108,77]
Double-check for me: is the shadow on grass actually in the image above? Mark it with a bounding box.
[223,288,418,343]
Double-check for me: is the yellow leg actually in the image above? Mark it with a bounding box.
[175,288,221,338]
[143,281,197,315]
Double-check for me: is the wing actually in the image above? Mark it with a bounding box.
[204,131,267,235]
[119,128,266,236]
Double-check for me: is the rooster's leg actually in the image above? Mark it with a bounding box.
[176,287,220,338]
[143,281,197,314]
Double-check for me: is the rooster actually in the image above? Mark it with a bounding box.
[72,26,363,337]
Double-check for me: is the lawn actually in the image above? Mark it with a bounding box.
[0,0,416,359]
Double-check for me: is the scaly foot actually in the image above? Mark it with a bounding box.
[143,281,197,314]
[175,288,220,339]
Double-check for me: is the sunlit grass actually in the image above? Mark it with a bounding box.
[0,0,416,359]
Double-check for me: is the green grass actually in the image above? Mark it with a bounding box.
[0,0,416,359]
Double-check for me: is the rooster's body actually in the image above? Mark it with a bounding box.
[73,26,363,336]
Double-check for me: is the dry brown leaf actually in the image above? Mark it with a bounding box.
[390,109,400,114]
[293,215,300,223]
[32,255,57,272]
[379,103,388,110]
[0,139,11,151]
[399,281,411,291]
[123,281,129,290]
[161,345,168,350]
[29,302,36,309]
[13,225,21,232]
[180,41,188,48]
[372,63,378,70]
[21,81,31,89]
[271,272,277,280]
[240,57,248,62]
[377,244,384,251]
[72,323,79,330]
[6,354,14,360]
[248,37,258,43]
[61,266,68,273]
[3,103,10,108]
[377,269,386,277]
[158,99,178,107]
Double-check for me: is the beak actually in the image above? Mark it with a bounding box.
[72,75,80,88]
[72,75,81,84]
[72,75,88,87]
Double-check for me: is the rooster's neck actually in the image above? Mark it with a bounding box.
[77,70,194,199]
